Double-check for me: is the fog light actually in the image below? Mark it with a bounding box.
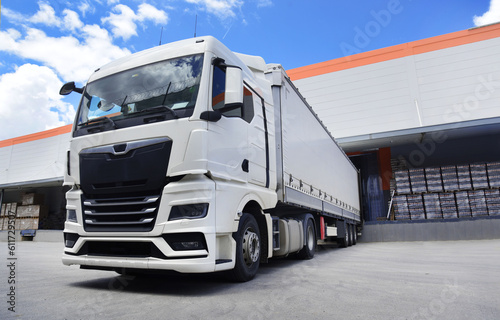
[178,241,203,250]
[64,232,79,248]
[163,233,207,251]
[67,209,77,222]
[168,203,208,221]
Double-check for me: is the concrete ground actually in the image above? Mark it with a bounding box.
[1,240,499,320]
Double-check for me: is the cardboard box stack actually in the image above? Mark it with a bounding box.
[1,203,18,230]
[391,160,500,220]
[485,189,500,216]
[393,195,410,220]
[409,168,427,193]
[441,165,459,192]
[487,162,500,188]
[14,193,46,230]
[407,194,425,220]
[394,170,411,194]
[455,191,472,218]
[425,167,443,192]
[423,193,441,219]
[470,163,489,189]
[457,164,472,190]
[468,190,488,217]
[439,192,458,219]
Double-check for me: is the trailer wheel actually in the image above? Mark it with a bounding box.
[229,213,260,282]
[352,225,357,245]
[297,218,316,260]
[347,224,353,247]
[337,221,349,248]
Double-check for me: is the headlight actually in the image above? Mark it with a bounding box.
[168,203,208,221]
[66,209,77,222]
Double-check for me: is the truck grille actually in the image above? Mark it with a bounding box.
[82,193,161,232]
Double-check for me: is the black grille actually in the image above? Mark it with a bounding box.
[79,138,172,196]
[82,194,161,232]
[76,241,168,259]
[79,137,172,232]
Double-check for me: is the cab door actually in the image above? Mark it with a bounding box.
[206,62,249,183]
[206,61,269,188]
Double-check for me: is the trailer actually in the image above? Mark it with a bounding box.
[61,36,361,281]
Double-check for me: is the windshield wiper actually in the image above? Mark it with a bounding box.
[78,116,117,128]
[136,105,179,119]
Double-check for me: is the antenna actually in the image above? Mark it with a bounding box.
[194,14,197,38]
[159,27,163,46]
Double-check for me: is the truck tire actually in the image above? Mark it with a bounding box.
[337,220,349,248]
[348,224,353,247]
[352,225,357,245]
[229,213,261,282]
[297,218,316,260]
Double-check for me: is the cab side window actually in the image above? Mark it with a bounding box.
[212,65,254,123]
[212,65,227,113]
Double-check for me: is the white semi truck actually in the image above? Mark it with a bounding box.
[61,36,361,281]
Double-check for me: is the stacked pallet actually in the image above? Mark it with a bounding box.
[423,193,441,219]
[484,189,500,216]
[455,191,472,218]
[441,165,459,192]
[468,190,488,217]
[470,163,489,189]
[407,194,425,220]
[14,193,46,230]
[487,162,500,188]
[1,203,18,230]
[393,195,410,220]
[457,164,472,190]
[394,170,411,194]
[392,161,500,220]
[425,167,443,193]
[439,192,458,219]
[409,169,427,193]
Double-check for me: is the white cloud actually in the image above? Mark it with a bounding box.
[78,1,93,17]
[255,0,273,8]
[102,4,139,40]
[0,64,76,140]
[138,3,169,25]
[102,4,168,40]
[185,0,244,19]
[29,1,61,27]
[1,7,26,24]
[63,9,84,32]
[474,0,500,26]
[0,26,131,83]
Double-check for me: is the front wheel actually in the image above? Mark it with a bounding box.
[229,213,261,282]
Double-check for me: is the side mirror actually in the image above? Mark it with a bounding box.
[59,82,84,95]
[225,66,243,108]
[200,110,222,122]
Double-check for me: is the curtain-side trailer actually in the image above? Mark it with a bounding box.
[61,36,361,282]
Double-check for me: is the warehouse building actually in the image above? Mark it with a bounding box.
[288,22,500,226]
[1,23,500,238]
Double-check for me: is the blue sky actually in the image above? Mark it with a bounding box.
[0,0,499,140]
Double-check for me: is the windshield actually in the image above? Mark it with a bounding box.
[74,54,203,136]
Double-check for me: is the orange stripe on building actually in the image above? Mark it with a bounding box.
[287,23,500,81]
[0,124,72,149]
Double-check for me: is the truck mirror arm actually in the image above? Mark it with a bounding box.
[59,81,84,95]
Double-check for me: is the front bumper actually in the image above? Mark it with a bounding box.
[62,235,217,273]
[63,174,236,273]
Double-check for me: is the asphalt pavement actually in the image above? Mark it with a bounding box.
[1,239,499,319]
